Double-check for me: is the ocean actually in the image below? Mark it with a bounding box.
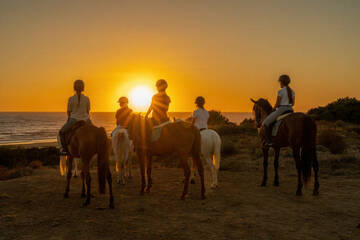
[0,112,252,145]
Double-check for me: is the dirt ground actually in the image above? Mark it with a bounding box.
[1,160,360,240]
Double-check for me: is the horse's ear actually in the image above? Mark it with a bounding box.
[250,98,257,103]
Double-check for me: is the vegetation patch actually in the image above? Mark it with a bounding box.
[318,130,347,154]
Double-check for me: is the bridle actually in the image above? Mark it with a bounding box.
[253,104,262,129]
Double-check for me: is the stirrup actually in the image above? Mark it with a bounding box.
[59,148,69,156]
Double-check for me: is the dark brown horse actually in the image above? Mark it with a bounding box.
[64,122,114,208]
[127,114,205,200]
[251,98,319,196]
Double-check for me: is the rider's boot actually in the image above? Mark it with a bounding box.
[263,125,273,147]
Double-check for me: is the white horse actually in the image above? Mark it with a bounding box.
[112,126,133,184]
[191,129,221,188]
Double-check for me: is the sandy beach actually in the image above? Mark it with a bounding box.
[1,121,360,240]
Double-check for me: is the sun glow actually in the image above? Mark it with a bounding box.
[129,85,154,112]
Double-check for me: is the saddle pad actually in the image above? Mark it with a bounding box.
[272,120,282,137]
[272,113,292,136]
[151,121,171,142]
[276,112,292,121]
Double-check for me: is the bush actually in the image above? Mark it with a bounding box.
[318,130,347,154]
[308,97,360,124]
[221,141,238,156]
[208,110,230,125]
[0,147,59,168]
[0,167,33,181]
[28,160,43,169]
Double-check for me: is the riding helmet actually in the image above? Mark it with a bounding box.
[195,96,205,105]
[118,96,129,104]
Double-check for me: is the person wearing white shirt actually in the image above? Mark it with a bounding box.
[192,96,209,131]
[262,74,295,146]
[58,79,91,155]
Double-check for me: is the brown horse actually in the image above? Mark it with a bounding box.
[127,114,205,200]
[64,122,114,208]
[251,98,319,196]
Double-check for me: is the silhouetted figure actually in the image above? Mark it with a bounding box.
[192,96,209,131]
[145,79,171,125]
[262,74,295,147]
[115,96,133,128]
[58,79,91,155]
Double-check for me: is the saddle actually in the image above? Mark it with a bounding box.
[150,119,183,142]
[64,120,87,147]
[271,110,293,137]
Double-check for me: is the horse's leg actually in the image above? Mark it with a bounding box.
[293,147,303,196]
[194,156,206,199]
[81,171,86,198]
[138,151,146,195]
[64,156,73,198]
[73,158,78,178]
[82,161,91,207]
[190,158,197,184]
[274,148,280,186]
[180,155,191,200]
[145,154,152,193]
[261,148,269,187]
[106,167,115,209]
[115,152,121,184]
[313,151,320,196]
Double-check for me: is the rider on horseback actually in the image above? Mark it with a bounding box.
[262,74,295,147]
[145,79,171,125]
[192,96,209,131]
[115,96,133,128]
[58,79,91,155]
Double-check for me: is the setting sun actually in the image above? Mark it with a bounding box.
[129,85,154,112]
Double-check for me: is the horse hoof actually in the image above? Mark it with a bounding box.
[81,194,86,198]
[274,182,279,187]
[180,194,187,200]
[82,202,89,207]
[296,191,302,196]
[201,195,206,200]
[261,182,266,187]
[190,179,195,184]
[313,190,319,196]
[145,188,151,193]
[64,193,69,199]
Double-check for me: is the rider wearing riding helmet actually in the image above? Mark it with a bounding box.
[145,79,171,125]
[58,79,91,155]
[115,96,133,128]
[192,96,209,131]
[262,74,295,146]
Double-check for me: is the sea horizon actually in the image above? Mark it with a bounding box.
[0,112,252,145]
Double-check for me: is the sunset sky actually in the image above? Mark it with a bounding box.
[0,0,359,112]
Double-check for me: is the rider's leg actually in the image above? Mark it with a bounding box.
[59,118,77,154]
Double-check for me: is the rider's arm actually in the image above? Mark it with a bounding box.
[145,104,153,118]
[274,96,281,109]
[292,95,295,106]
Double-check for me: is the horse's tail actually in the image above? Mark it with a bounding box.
[212,131,222,171]
[97,127,109,194]
[301,115,317,184]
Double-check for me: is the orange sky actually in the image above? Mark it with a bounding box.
[0,0,359,112]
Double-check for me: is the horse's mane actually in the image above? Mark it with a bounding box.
[256,98,273,114]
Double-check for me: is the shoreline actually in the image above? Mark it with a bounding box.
[0,140,58,149]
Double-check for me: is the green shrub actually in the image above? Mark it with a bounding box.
[318,130,347,154]
[308,97,360,124]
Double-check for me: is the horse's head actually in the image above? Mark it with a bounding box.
[250,98,273,128]
[127,113,152,147]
